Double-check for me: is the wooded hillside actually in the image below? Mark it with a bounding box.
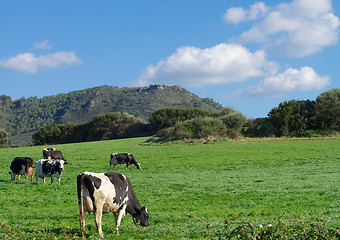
[0,85,222,146]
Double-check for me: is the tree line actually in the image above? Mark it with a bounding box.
[243,89,339,137]
[2,88,337,146]
[0,85,223,146]
[31,107,247,145]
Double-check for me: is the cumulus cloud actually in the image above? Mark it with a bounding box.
[136,43,278,87]
[227,0,340,57]
[236,66,330,98]
[0,51,81,73]
[224,7,247,24]
[34,40,52,50]
[224,2,270,24]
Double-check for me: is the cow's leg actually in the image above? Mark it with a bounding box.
[28,169,33,182]
[51,176,54,184]
[18,175,20,181]
[42,177,46,184]
[115,204,127,235]
[79,205,86,237]
[36,175,39,184]
[58,177,61,185]
[11,172,15,181]
[25,174,28,182]
[95,204,104,237]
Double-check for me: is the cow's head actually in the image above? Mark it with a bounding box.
[136,163,141,169]
[132,206,150,227]
[110,153,117,160]
[56,160,66,173]
[43,148,56,159]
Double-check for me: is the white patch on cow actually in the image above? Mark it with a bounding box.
[82,187,94,213]
[82,172,121,213]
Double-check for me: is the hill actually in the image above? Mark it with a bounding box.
[0,85,222,146]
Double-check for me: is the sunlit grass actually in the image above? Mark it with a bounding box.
[0,136,339,238]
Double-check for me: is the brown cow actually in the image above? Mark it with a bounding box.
[10,157,33,182]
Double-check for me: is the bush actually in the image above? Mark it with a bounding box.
[150,108,214,131]
[32,112,149,145]
[158,117,227,140]
[190,214,340,240]
[220,112,247,130]
[0,129,8,146]
[243,118,276,137]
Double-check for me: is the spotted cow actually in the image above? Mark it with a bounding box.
[110,153,141,169]
[77,171,149,237]
[9,157,34,182]
[35,159,66,185]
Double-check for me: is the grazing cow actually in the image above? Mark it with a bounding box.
[77,171,149,237]
[35,159,66,185]
[9,157,34,182]
[42,148,65,160]
[110,153,140,169]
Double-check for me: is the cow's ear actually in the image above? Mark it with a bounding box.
[141,206,148,212]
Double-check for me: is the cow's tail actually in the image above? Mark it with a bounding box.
[77,173,86,238]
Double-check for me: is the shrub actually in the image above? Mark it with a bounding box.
[220,112,247,130]
[190,214,340,240]
[243,118,276,137]
[159,117,227,140]
[0,129,8,146]
[149,108,214,131]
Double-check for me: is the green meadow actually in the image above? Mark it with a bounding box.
[0,137,339,239]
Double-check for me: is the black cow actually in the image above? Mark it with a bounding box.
[110,153,140,169]
[35,159,67,185]
[77,171,149,237]
[9,157,34,182]
[42,148,65,160]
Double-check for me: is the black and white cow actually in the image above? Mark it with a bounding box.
[77,171,149,237]
[42,148,65,160]
[35,159,66,185]
[110,153,141,169]
[9,157,34,182]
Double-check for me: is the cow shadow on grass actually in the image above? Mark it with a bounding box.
[48,227,80,236]
[25,226,81,238]
[0,179,32,184]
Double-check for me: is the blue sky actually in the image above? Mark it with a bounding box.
[0,0,339,118]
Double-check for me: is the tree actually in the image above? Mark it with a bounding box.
[0,129,8,146]
[315,88,340,131]
[242,118,275,137]
[149,108,213,131]
[268,100,317,136]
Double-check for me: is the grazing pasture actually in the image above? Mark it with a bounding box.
[0,137,339,239]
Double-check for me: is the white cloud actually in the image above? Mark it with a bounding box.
[236,66,330,98]
[34,40,52,50]
[227,0,340,57]
[224,7,247,24]
[224,2,270,24]
[0,51,81,73]
[136,43,278,87]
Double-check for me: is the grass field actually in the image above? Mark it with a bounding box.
[0,137,339,239]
